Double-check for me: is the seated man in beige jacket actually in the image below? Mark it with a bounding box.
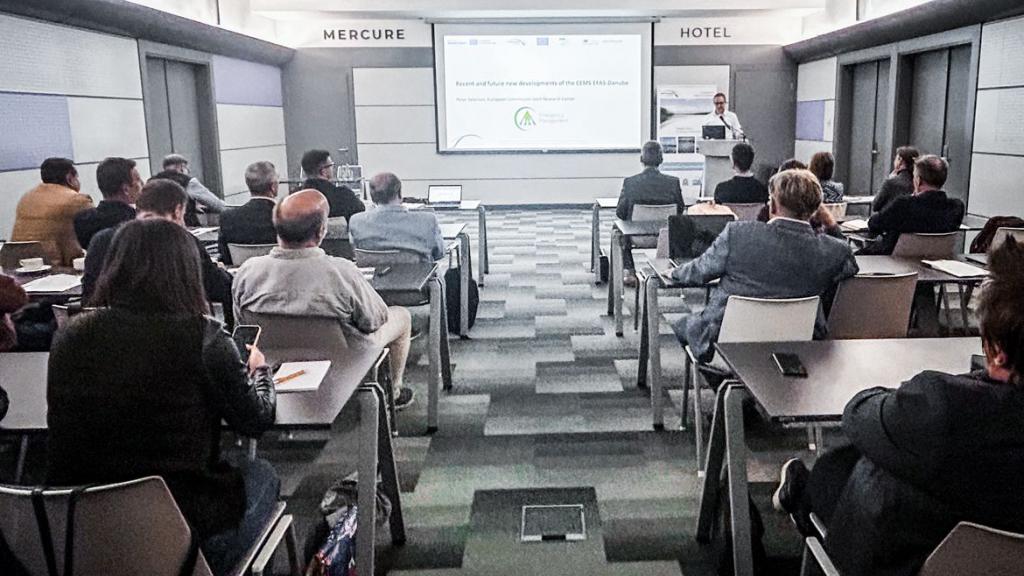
[233,189,415,409]
[11,158,93,266]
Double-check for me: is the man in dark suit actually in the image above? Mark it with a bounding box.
[73,157,142,248]
[713,142,769,204]
[671,169,858,361]
[616,141,684,276]
[773,238,1024,576]
[218,161,279,266]
[299,149,365,221]
[859,154,965,256]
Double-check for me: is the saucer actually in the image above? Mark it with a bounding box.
[15,265,52,274]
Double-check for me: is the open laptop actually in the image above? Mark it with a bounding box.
[701,125,726,140]
[427,184,462,208]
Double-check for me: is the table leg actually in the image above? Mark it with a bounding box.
[613,229,624,337]
[478,207,489,280]
[637,277,650,390]
[696,383,729,542]
[649,278,665,430]
[724,384,754,576]
[694,356,706,477]
[357,386,380,576]
[428,278,442,432]
[606,228,616,316]
[591,202,600,278]
[14,435,29,483]
[939,284,953,336]
[440,279,453,392]
[957,284,969,335]
[371,384,406,545]
[459,232,471,337]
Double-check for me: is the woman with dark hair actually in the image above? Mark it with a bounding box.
[773,237,1024,576]
[46,219,279,576]
[809,151,844,203]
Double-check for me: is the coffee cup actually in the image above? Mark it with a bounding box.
[73,257,86,271]
[19,258,44,270]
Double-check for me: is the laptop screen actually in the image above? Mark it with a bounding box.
[702,125,726,140]
[428,185,462,204]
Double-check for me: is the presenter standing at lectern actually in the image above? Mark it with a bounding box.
[702,92,743,139]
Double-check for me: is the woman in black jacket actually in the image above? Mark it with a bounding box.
[774,237,1024,576]
[46,219,278,576]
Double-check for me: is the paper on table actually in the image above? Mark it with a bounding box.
[922,260,989,278]
[189,227,219,237]
[358,267,375,280]
[840,219,869,231]
[21,274,82,293]
[274,361,331,393]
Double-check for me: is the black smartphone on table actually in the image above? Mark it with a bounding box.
[772,352,808,378]
[232,325,262,364]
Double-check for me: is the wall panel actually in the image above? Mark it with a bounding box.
[967,153,1024,217]
[0,14,142,98]
[216,104,287,150]
[355,106,436,144]
[353,68,434,106]
[219,144,288,197]
[0,93,73,172]
[68,98,149,163]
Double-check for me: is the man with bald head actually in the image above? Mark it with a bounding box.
[232,189,415,408]
[349,172,445,262]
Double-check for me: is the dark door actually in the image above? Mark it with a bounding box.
[144,57,207,183]
[846,59,889,196]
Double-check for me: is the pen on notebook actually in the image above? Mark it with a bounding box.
[377,266,392,276]
[274,369,306,385]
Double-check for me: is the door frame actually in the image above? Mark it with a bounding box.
[138,40,224,197]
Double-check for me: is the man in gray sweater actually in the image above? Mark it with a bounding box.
[233,189,414,408]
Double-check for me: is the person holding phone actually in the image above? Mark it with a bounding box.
[46,219,278,576]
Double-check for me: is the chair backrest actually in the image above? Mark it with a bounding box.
[321,237,355,260]
[827,272,918,339]
[353,247,422,267]
[668,213,735,260]
[918,522,1024,576]
[52,304,71,330]
[227,243,276,266]
[821,202,848,220]
[0,241,46,272]
[325,216,349,239]
[236,311,350,365]
[719,295,820,343]
[721,203,764,222]
[892,232,958,258]
[656,228,669,258]
[991,227,1024,249]
[0,476,213,576]
[630,203,677,222]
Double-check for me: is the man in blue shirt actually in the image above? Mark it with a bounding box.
[349,173,445,263]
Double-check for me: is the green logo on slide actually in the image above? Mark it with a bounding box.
[514,107,537,131]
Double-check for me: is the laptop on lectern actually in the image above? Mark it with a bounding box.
[427,185,462,208]
[701,125,726,140]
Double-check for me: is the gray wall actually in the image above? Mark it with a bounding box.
[282,44,796,200]
[282,48,433,181]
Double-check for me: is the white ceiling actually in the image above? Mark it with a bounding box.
[249,0,827,21]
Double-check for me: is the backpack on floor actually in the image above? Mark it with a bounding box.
[445,267,479,334]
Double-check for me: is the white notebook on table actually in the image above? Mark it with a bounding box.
[273,361,331,393]
[840,219,870,232]
[21,274,81,293]
[921,260,989,278]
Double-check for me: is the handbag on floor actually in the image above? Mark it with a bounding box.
[304,474,393,576]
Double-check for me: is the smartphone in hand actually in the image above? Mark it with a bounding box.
[232,325,262,364]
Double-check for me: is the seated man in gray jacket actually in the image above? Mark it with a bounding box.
[349,172,445,262]
[233,189,415,408]
[670,169,859,361]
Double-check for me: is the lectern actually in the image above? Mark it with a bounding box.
[697,139,748,196]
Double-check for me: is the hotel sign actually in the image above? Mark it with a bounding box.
[277,19,432,48]
[655,17,802,46]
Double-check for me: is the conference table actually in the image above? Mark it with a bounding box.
[606,219,664,336]
[0,342,406,576]
[696,337,982,576]
[635,254,988,429]
[441,222,474,337]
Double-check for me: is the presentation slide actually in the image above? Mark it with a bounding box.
[434,24,652,153]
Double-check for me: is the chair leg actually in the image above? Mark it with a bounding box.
[693,362,705,477]
[680,353,691,432]
[957,284,970,335]
[286,518,303,576]
[806,428,817,452]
